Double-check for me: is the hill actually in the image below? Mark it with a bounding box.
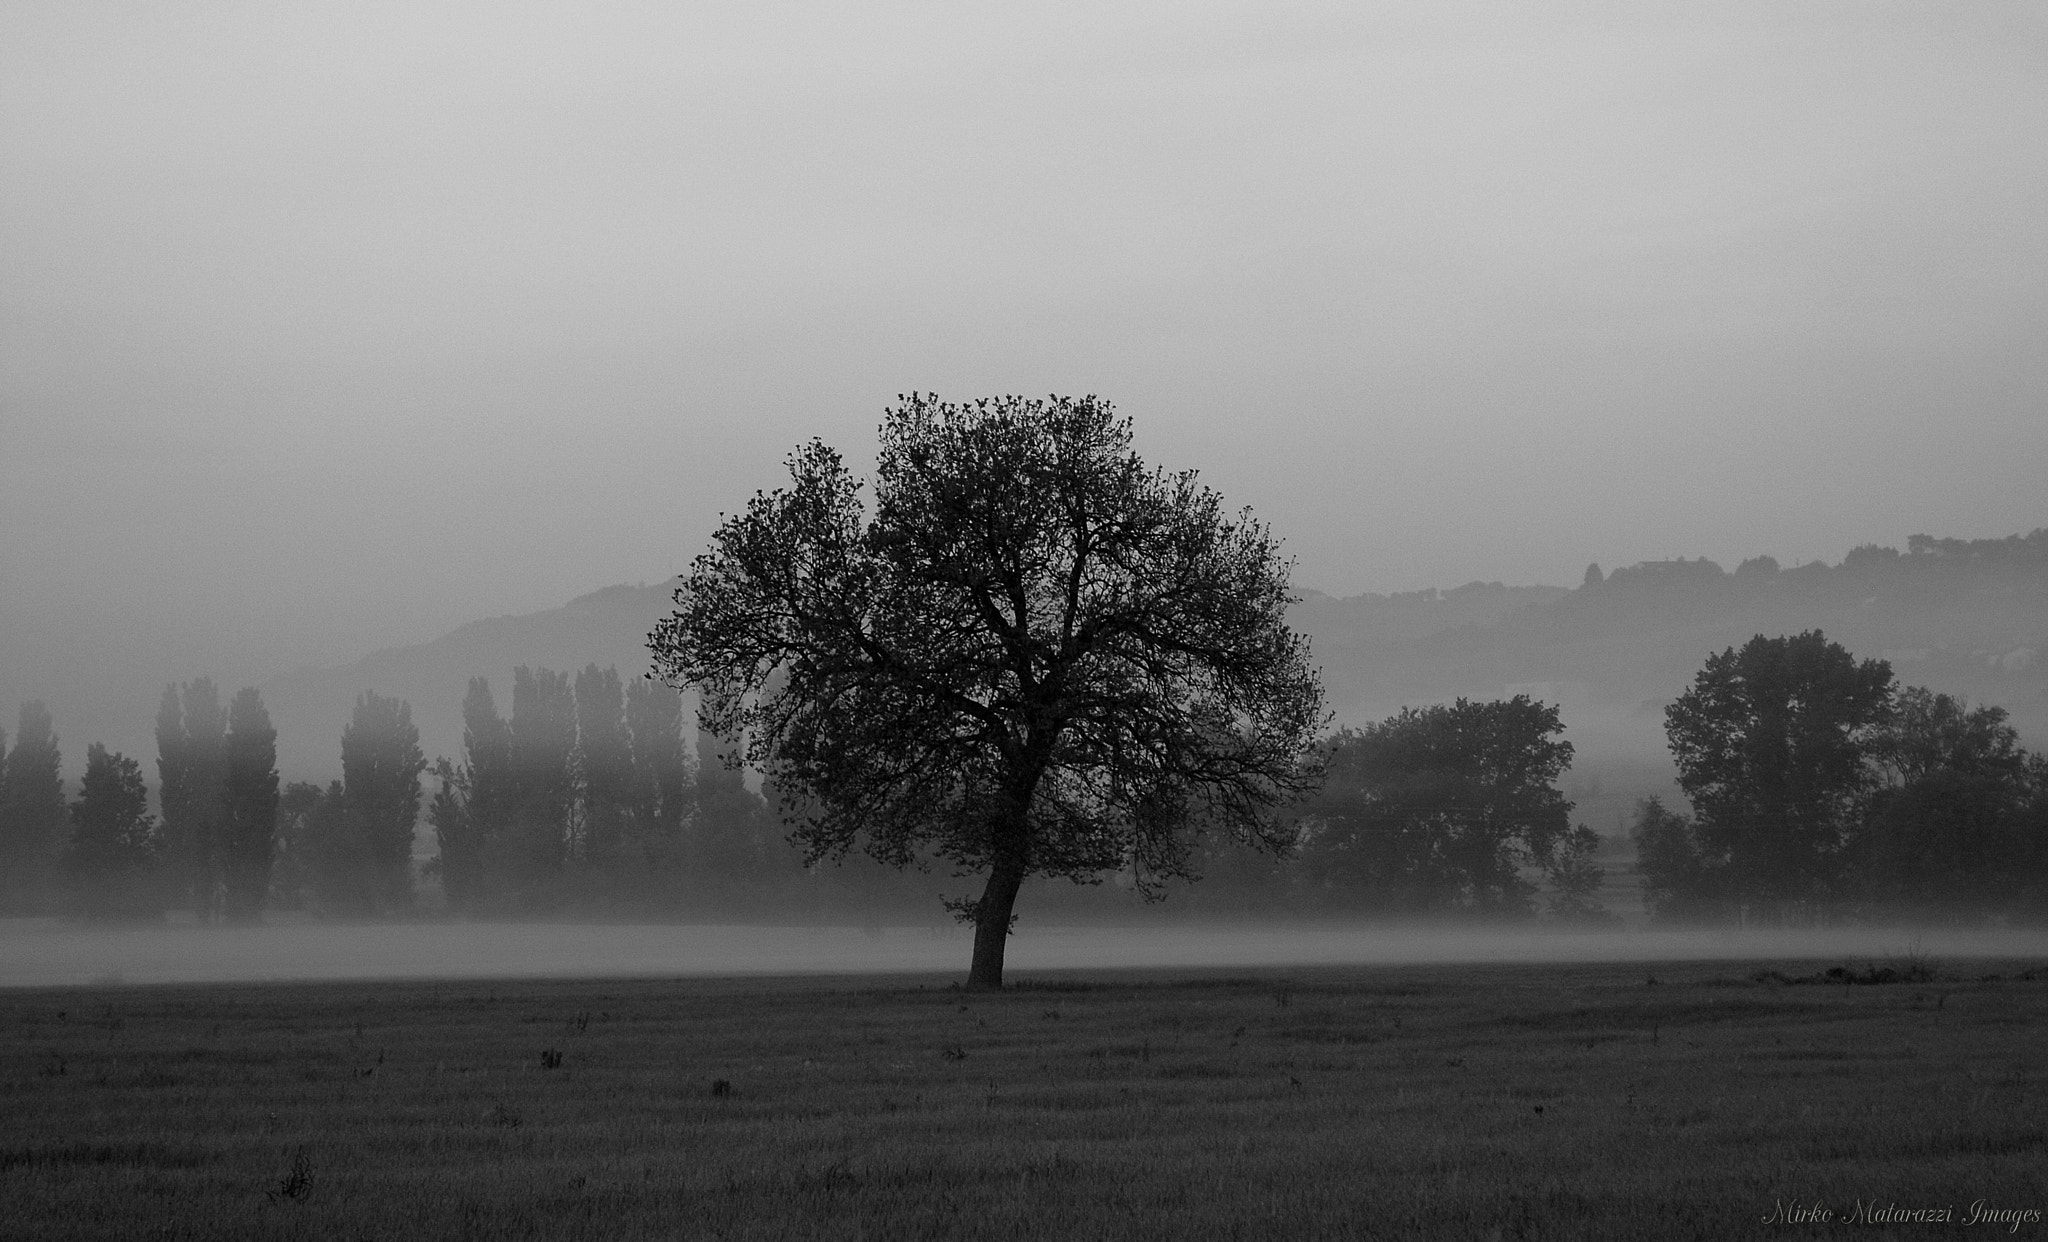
[260,582,684,779]
[255,531,2048,838]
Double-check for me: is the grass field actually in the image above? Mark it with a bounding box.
[3,956,2046,1240]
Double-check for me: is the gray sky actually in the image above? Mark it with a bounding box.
[5,1,2046,733]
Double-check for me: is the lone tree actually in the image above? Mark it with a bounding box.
[650,394,1326,987]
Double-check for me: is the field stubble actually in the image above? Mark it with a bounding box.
[2,957,2045,1239]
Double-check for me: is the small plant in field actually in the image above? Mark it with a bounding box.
[485,1100,522,1128]
[1755,959,1942,986]
[267,1146,313,1203]
[710,1079,732,1097]
[941,1045,967,1061]
[568,1012,590,1035]
[1885,940,1940,983]
[40,1052,65,1077]
[540,1048,563,1070]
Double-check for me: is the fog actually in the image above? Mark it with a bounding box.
[7,1,2048,753]
[6,918,2044,990]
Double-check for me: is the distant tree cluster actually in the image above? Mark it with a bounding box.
[0,683,281,922]
[268,691,427,916]
[0,703,71,914]
[1142,696,1611,927]
[1634,630,2048,924]
[426,665,759,913]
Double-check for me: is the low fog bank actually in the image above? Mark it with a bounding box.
[5,919,2046,989]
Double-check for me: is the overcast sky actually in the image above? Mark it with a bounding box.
[5,0,2046,725]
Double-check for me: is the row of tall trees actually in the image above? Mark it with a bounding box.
[5,682,1610,925]
[267,691,427,915]
[155,680,283,922]
[1634,630,2048,923]
[0,685,282,921]
[428,666,777,913]
[0,669,793,922]
[0,683,417,921]
[0,703,68,912]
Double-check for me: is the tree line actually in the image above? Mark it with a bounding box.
[9,633,2041,929]
[0,667,789,922]
[1634,629,2048,924]
[1,679,1617,925]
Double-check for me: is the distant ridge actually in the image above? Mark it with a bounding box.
[254,530,2048,790]
[260,580,683,779]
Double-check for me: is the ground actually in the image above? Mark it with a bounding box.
[2,957,2045,1239]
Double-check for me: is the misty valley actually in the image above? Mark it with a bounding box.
[4,526,2046,948]
[11,1,2048,1232]
[4,423,2045,1240]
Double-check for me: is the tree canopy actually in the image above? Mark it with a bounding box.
[650,394,1326,986]
[1663,630,1894,908]
[1295,696,1576,916]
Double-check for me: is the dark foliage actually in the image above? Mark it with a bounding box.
[0,701,67,913]
[220,689,279,923]
[1644,633,2048,924]
[1294,697,1577,917]
[156,679,228,922]
[1852,689,2048,919]
[66,743,161,920]
[650,394,1326,985]
[339,692,425,913]
[1663,631,1894,912]
[508,668,574,901]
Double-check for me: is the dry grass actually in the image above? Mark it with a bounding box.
[3,957,2046,1239]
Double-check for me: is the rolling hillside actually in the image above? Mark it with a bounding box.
[256,531,2048,849]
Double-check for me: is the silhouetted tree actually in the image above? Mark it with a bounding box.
[624,675,690,871]
[0,702,67,913]
[1544,823,1616,924]
[432,677,517,912]
[1664,631,1893,915]
[157,679,228,921]
[1294,697,1574,916]
[1630,796,1721,922]
[508,667,574,902]
[1854,688,2043,918]
[67,744,160,920]
[283,779,371,912]
[340,692,425,912]
[651,394,1325,986]
[425,758,476,911]
[220,688,280,923]
[692,728,775,904]
[269,780,330,910]
[573,665,633,869]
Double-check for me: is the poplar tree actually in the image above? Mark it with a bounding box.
[340,691,426,912]
[694,727,770,894]
[573,665,633,868]
[67,744,160,920]
[157,680,228,922]
[220,688,280,922]
[0,702,68,912]
[624,676,690,870]
[438,677,515,912]
[509,667,575,900]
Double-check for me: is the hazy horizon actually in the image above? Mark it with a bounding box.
[6,916,2040,989]
[6,1,2046,771]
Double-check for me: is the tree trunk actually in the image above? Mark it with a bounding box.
[966,861,1026,989]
